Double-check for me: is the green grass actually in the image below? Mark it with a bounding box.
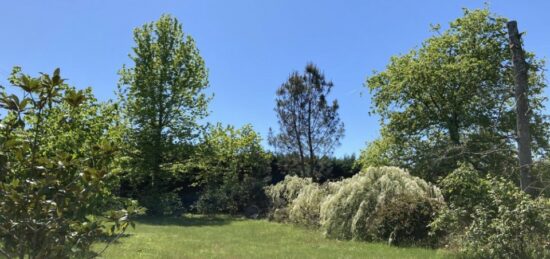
[93,214,452,259]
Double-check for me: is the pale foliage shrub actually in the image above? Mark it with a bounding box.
[264,175,315,221]
[266,175,341,226]
[288,183,333,227]
[319,167,444,245]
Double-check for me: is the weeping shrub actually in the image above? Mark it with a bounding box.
[319,167,445,245]
[288,183,336,227]
[264,175,316,222]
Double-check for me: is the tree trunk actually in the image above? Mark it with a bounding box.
[507,21,535,196]
[307,97,316,178]
[292,115,306,176]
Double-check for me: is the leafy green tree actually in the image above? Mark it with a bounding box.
[356,133,402,169]
[0,68,143,258]
[191,123,272,215]
[118,14,210,213]
[269,63,344,180]
[364,8,549,181]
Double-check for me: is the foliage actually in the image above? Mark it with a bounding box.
[269,63,344,180]
[265,176,341,227]
[139,191,183,216]
[319,167,445,246]
[194,187,232,214]
[532,159,550,197]
[356,135,403,169]
[265,167,444,246]
[432,165,550,258]
[317,155,361,182]
[117,14,210,214]
[0,68,144,258]
[191,124,271,214]
[288,182,335,227]
[271,154,360,183]
[437,164,491,225]
[264,175,316,222]
[365,8,549,182]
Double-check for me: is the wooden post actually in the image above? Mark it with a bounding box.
[507,21,535,196]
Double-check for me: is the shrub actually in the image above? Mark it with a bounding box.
[288,183,333,227]
[192,124,272,214]
[195,187,232,214]
[462,196,550,258]
[264,175,316,222]
[432,165,550,258]
[319,167,444,245]
[140,190,183,216]
[438,164,491,209]
[434,164,492,235]
[0,68,141,258]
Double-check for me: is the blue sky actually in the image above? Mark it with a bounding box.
[1,1,549,156]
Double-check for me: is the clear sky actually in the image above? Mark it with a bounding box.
[1,1,549,156]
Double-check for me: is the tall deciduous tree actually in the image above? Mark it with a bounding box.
[118,15,210,200]
[364,9,549,182]
[269,63,344,179]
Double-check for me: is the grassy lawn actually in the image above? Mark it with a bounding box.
[93,215,452,259]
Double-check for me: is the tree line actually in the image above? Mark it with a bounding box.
[1,7,550,258]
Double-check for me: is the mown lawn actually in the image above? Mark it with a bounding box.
[93,214,452,259]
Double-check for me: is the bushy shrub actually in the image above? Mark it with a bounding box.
[195,174,268,215]
[264,175,316,221]
[434,164,492,235]
[462,196,550,259]
[195,187,231,214]
[438,164,491,209]
[192,124,272,214]
[288,183,334,227]
[0,68,141,258]
[319,167,444,245]
[140,190,183,216]
[432,165,550,258]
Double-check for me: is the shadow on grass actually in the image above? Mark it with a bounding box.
[95,232,133,244]
[135,214,240,227]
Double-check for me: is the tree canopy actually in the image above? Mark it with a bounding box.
[117,14,210,213]
[364,8,549,181]
[269,63,344,180]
